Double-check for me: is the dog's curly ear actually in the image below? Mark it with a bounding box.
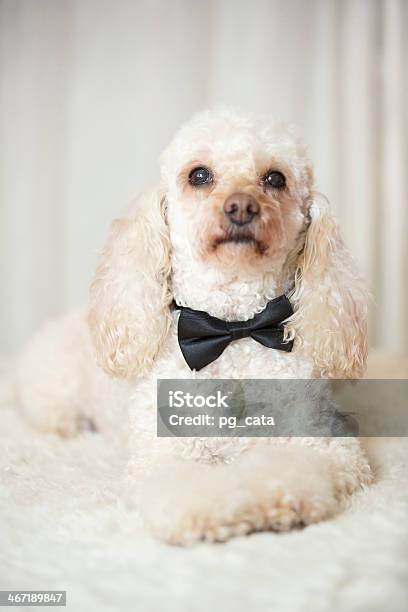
[88,187,172,379]
[286,193,368,378]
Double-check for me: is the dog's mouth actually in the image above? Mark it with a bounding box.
[214,231,267,254]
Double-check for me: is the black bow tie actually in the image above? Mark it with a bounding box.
[174,294,294,371]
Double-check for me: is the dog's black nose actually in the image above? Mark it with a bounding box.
[223,193,260,225]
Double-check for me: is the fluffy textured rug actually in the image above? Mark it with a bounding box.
[1,358,408,612]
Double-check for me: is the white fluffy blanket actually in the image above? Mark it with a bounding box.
[1,370,407,612]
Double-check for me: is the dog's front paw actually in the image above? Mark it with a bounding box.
[133,444,342,545]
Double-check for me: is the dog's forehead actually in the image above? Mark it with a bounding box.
[161,110,312,186]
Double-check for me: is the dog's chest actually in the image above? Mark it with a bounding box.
[202,337,313,378]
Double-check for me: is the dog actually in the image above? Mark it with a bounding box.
[17,108,371,544]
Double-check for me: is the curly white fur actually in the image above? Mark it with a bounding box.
[17,108,371,544]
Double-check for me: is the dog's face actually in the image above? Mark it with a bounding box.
[161,109,314,273]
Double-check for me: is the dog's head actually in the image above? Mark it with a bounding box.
[162,109,312,273]
[89,109,367,380]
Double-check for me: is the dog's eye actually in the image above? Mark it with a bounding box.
[188,167,213,186]
[263,170,286,189]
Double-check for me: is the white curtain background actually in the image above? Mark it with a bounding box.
[0,0,407,354]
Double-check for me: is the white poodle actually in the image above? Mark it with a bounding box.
[17,108,371,544]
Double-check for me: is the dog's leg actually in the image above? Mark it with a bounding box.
[16,310,97,436]
[125,437,371,544]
